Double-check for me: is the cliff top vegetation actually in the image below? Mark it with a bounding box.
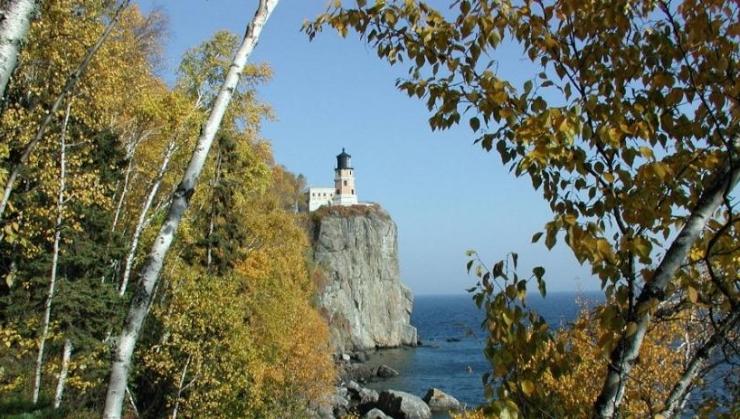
[311,202,389,221]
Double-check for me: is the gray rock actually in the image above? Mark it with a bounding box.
[377,390,432,419]
[344,362,376,382]
[341,353,352,362]
[376,364,400,378]
[363,408,392,419]
[346,380,362,393]
[330,392,349,418]
[358,387,380,405]
[335,386,349,400]
[422,388,462,411]
[352,350,370,362]
[313,205,418,352]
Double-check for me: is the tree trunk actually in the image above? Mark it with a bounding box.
[0,0,39,101]
[53,338,73,409]
[119,139,176,296]
[205,147,223,269]
[111,162,133,234]
[101,1,278,417]
[593,145,740,418]
[32,102,70,405]
[171,354,191,419]
[0,0,130,221]
[659,310,739,418]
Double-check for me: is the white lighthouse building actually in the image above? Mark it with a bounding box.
[308,149,359,212]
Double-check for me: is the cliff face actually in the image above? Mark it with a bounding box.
[311,205,417,353]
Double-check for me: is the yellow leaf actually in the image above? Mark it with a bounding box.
[625,322,638,337]
[687,287,698,304]
[520,379,535,396]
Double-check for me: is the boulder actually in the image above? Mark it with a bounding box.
[344,362,376,382]
[346,380,362,393]
[422,388,462,411]
[330,391,350,418]
[376,364,399,378]
[357,387,380,405]
[363,408,392,419]
[377,390,432,419]
[352,350,370,362]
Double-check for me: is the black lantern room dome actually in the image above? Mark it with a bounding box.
[336,148,352,170]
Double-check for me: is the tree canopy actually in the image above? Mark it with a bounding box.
[307,0,738,416]
[0,1,333,417]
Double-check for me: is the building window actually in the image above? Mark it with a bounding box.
[343,180,347,186]
[336,189,340,194]
[351,189,355,194]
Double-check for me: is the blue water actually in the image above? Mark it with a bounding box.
[364,292,603,413]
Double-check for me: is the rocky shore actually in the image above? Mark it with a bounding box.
[310,205,457,417]
[315,351,462,419]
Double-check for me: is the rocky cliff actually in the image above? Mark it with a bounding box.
[311,204,417,353]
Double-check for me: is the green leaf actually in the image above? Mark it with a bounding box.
[470,116,480,132]
[466,259,474,273]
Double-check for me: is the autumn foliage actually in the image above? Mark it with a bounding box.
[309,0,738,417]
[0,1,333,417]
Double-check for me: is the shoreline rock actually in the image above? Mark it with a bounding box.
[422,388,462,412]
[326,371,464,419]
[375,364,400,378]
[377,390,432,419]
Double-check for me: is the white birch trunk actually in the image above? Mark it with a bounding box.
[659,310,739,418]
[102,2,278,417]
[0,0,130,221]
[119,139,176,296]
[111,151,135,233]
[593,145,740,418]
[171,354,191,419]
[0,0,38,100]
[125,386,139,417]
[32,102,70,405]
[111,129,151,234]
[205,147,222,269]
[53,338,73,409]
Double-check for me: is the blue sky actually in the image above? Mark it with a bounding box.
[136,0,596,294]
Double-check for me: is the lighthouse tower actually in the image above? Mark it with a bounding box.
[332,148,358,206]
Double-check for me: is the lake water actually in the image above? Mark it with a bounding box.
[364,292,604,415]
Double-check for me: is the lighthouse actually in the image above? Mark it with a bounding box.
[333,148,358,206]
[307,148,359,211]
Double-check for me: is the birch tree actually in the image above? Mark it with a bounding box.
[0,0,130,221]
[0,0,39,100]
[308,0,739,416]
[103,1,279,417]
[52,338,72,409]
[32,102,70,405]
[119,138,176,296]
